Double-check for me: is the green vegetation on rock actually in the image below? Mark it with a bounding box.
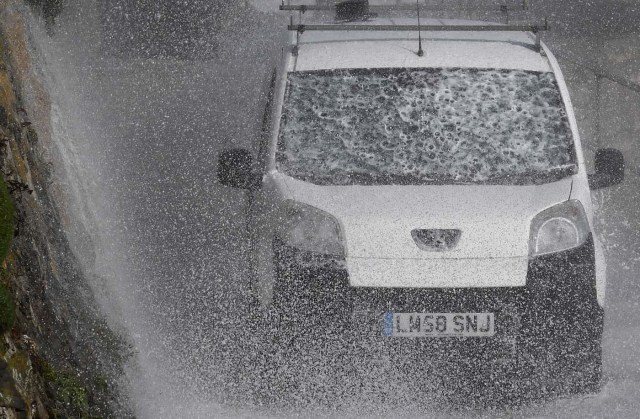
[56,371,89,418]
[0,176,15,333]
[39,359,91,418]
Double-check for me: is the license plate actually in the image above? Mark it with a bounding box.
[383,312,495,337]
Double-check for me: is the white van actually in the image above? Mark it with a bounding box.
[218,1,624,391]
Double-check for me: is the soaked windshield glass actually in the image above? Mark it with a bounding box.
[277,68,578,186]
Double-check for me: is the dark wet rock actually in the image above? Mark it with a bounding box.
[0,359,27,415]
[0,106,7,128]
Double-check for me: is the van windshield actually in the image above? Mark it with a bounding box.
[276,68,577,186]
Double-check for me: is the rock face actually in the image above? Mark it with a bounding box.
[0,2,132,418]
[23,0,62,31]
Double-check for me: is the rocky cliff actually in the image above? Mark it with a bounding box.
[0,1,131,417]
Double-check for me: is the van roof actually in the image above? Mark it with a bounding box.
[289,18,552,73]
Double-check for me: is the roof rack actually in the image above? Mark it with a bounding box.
[280,0,530,24]
[280,2,528,13]
[288,23,547,32]
[282,1,547,53]
[287,20,549,52]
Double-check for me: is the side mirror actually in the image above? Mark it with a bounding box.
[588,148,624,190]
[217,148,261,189]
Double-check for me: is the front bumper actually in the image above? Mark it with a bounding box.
[273,234,603,357]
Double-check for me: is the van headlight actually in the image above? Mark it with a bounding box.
[529,200,590,257]
[275,201,346,257]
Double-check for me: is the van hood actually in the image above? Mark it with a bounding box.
[283,175,572,259]
[281,175,574,288]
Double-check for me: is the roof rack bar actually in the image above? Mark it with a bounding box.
[279,4,526,12]
[288,23,547,33]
